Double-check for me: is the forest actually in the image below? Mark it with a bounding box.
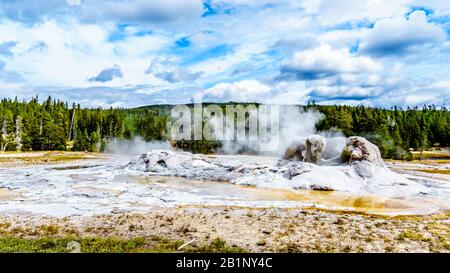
[0,96,449,160]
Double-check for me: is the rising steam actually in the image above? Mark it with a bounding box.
[104,137,171,158]
[213,105,345,157]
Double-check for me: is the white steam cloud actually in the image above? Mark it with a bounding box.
[105,137,171,158]
[215,105,341,157]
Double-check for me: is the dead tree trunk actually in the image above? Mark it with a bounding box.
[1,120,11,153]
[39,118,43,136]
[68,104,76,140]
[15,116,22,152]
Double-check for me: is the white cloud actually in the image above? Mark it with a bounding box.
[411,0,450,16]
[1,0,450,107]
[317,28,368,49]
[303,0,411,26]
[146,58,203,83]
[0,18,170,89]
[202,80,272,102]
[309,85,383,99]
[66,0,81,6]
[404,94,438,105]
[265,81,310,105]
[360,11,447,56]
[0,0,204,24]
[280,45,381,80]
[95,0,204,23]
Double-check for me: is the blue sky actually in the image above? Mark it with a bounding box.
[0,0,449,108]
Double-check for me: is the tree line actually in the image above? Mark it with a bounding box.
[0,96,131,152]
[310,103,449,159]
[0,97,449,159]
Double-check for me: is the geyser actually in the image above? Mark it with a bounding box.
[282,135,383,167]
[342,136,385,167]
[305,135,327,164]
[126,135,431,197]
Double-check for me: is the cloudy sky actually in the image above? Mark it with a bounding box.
[0,0,449,108]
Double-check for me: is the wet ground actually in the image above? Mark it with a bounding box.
[0,152,449,216]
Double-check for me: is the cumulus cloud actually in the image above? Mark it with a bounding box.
[0,0,204,24]
[88,65,123,83]
[410,0,450,17]
[202,80,272,102]
[95,0,204,23]
[272,36,318,51]
[302,0,410,26]
[0,0,67,24]
[67,0,81,6]
[0,0,450,108]
[301,70,393,102]
[375,79,450,107]
[309,85,383,100]
[146,58,203,83]
[280,45,380,80]
[360,11,447,56]
[154,70,203,83]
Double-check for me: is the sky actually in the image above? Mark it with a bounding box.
[0,0,449,108]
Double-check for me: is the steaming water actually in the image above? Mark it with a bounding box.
[0,153,449,217]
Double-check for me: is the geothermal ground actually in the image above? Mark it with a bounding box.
[0,151,449,252]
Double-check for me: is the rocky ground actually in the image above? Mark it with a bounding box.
[0,206,449,253]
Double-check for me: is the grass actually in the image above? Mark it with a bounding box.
[395,225,450,252]
[38,225,60,236]
[184,238,246,253]
[397,230,426,241]
[0,236,149,253]
[425,223,450,252]
[411,150,450,160]
[0,236,246,253]
[0,151,105,165]
[413,169,450,175]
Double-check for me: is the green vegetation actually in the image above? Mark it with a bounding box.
[1,96,449,159]
[312,103,449,160]
[397,230,427,241]
[0,236,246,253]
[414,169,450,175]
[0,236,148,253]
[184,238,246,253]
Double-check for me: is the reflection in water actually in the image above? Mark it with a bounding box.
[133,176,449,215]
[0,188,22,201]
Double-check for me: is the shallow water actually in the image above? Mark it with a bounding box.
[136,175,449,214]
[0,155,449,217]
